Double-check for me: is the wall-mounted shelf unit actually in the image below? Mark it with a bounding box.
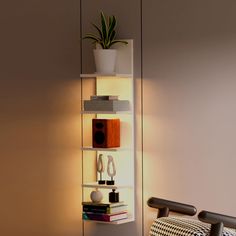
[81,40,134,225]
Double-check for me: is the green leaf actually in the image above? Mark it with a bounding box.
[91,23,102,40]
[83,34,100,43]
[108,15,116,40]
[109,40,128,47]
[83,34,100,40]
[100,12,108,43]
[109,30,116,42]
[108,16,112,27]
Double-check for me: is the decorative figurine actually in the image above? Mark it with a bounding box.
[97,154,105,184]
[106,155,116,185]
[109,189,119,203]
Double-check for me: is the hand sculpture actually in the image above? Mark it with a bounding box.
[97,154,105,184]
[107,155,116,185]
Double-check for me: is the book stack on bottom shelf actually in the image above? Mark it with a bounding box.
[82,201,128,223]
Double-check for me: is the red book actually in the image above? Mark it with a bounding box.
[83,212,128,222]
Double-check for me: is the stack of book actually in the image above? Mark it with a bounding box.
[82,201,128,222]
[83,95,130,112]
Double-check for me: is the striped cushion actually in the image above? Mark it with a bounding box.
[150,217,236,236]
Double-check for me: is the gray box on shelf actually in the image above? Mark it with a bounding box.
[84,100,130,112]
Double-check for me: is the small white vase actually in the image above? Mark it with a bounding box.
[93,49,117,73]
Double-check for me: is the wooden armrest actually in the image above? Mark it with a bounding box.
[147,197,197,218]
[198,211,236,236]
[198,210,236,228]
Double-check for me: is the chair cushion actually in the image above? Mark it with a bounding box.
[150,216,236,236]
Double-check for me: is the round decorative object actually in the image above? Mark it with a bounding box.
[90,189,103,203]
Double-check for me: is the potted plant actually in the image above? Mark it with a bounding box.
[83,12,128,73]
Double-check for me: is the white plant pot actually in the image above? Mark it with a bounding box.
[93,49,117,73]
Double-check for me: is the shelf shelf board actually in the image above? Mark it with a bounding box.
[83,216,134,225]
[81,146,129,152]
[80,73,133,78]
[82,182,133,189]
[81,110,132,114]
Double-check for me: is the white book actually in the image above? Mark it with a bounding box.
[84,100,130,111]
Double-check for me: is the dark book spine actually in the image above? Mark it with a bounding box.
[83,205,108,213]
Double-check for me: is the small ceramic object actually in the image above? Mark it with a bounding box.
[109,189,119,203]
[90,189,103,203]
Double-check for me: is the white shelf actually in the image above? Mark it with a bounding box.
[83,216,134,225]
[80,73,133,78]
[81,110,132,114]
[82,182,133,190]
[81,146,129,152]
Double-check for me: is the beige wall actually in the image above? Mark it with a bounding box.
[2,1,236,235]
[0,1,82,236]
[143,0,236,234]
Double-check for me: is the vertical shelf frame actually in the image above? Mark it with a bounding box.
[81,40,135,224]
